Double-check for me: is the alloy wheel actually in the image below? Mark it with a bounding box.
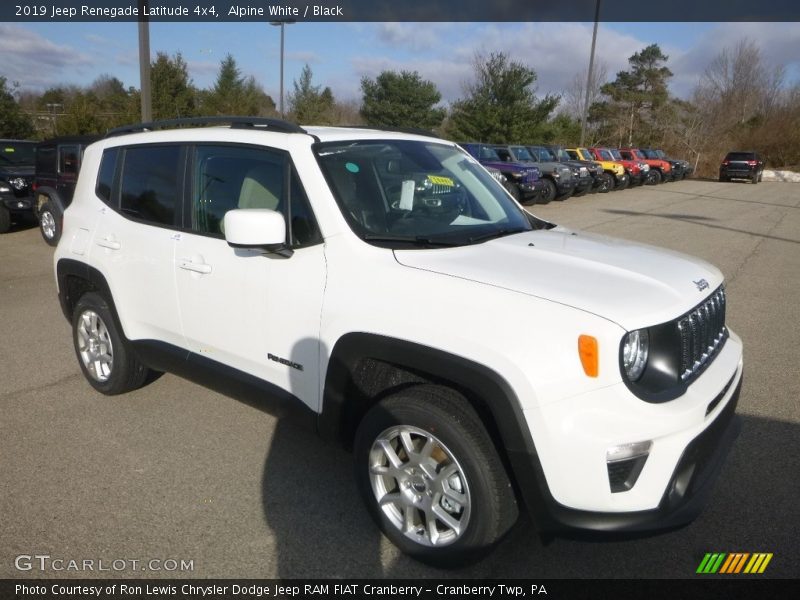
[76,310,114,382]
[368,425,471,547]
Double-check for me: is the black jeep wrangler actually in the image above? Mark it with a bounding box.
[0,140,36,234]
[33,135,100,246]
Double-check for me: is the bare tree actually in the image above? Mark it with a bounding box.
[561,60,608,119]
[688,37,795,176]
[695,38,783,126]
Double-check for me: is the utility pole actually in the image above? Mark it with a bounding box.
[579,0,601,147]
[138,0,152,122]
[270,20,295,118]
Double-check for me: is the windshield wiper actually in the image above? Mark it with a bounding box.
[467,228,528,244]
[363,234,462,247]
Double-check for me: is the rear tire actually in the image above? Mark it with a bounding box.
[752,173,759,184]
[38,200,60,246]
[72,292,153,395]
[354,385,518,568]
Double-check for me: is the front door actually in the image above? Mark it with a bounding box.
[174,144,326,411]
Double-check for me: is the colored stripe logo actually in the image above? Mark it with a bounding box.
[697,553,773,574]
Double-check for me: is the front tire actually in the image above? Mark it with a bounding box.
[38,200,60,246]
[354,385,518,568]
[646,170,662,185]
[540,179,557,203]
[598,173,614,193]
[72,292,152,395]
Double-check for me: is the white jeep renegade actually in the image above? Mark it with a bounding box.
[54,118,743,567]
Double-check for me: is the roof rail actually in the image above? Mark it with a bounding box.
[104,116,307,138]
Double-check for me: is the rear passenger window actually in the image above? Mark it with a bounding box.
[96,148,118,204]
[120,146,180,226]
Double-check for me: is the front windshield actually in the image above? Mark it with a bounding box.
[511,146,534,161]
[642,149,659,159]
[609,149,623,160]
[578,148,591,160]
[555,148,571,162]
[599,149,614,161]
[476,145,501,161]
[655,150,666,158]
[315,140,533,247]
[0,143,35,166]
[537,147,557,161]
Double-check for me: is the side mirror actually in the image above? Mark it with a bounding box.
[224,209,292,257]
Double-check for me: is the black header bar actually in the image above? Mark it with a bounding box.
[3,0,799,22]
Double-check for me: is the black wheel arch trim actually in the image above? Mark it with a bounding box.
[318,332,567,526]
[56,258,121,328]
[34,186,66,217]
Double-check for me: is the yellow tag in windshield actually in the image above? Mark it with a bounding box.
[427,175,454,187]
[4,148,15,153]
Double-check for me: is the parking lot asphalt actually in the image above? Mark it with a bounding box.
[1,180,798,579]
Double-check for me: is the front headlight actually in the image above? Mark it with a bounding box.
[622,329,649,381]
[9,177,27,190]
[509,172,523,179]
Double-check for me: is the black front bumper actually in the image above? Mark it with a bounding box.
[555,178,576,195]
[520,180,547,201]
[1,194,33,214]
[511,375,742,534]
[628,172,645,185]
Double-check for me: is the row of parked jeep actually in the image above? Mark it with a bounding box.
[1,133,692,244]
[0,135,100,243]
[462,143,693,205]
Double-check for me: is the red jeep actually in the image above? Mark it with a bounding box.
[588,147,648,187]
[618,147,671,184]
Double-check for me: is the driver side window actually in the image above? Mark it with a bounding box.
[191,144,321,248]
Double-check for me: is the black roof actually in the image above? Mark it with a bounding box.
[36,135,101,147]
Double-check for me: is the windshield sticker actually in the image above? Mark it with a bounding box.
[345,162,360,173]
[427,175,455,187]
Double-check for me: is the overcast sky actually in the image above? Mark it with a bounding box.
[1,21,798,105]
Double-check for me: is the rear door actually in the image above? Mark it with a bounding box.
[90,144,185,347]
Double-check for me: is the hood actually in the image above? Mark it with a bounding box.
[394,228,723,330]
[529,160,571,176]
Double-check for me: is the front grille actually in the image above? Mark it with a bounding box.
[677,287,727,382]
[523,168,539,183]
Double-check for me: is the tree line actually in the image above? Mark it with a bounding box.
[1,40,797,177]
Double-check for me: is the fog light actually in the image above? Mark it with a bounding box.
[606,441,652,493]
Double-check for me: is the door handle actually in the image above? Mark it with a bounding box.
[179,259,212,275]
[96,237,121,250]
